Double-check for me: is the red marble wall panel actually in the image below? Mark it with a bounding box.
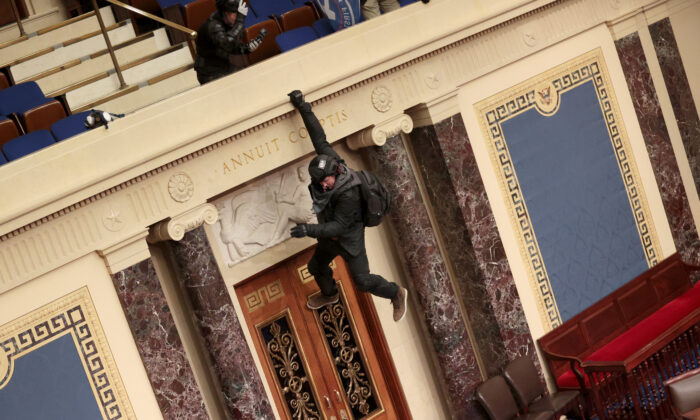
[615,31,700,271]
[169,227,274,420]
[649,19,700,220]
[367,135,485,419]
[428,115,536,362]
[111,259,209,419]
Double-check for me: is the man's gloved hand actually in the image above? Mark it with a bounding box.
[421,0,429,3]
[288,90,304,108]
[237,1,249,16]
[248,28,267,51]
[290,223,308,238]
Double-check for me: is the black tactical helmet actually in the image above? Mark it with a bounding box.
[308,154,339,184]
[216,0,240,13]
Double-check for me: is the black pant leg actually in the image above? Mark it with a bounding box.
[307,241,341,296]
[343,249,399,300]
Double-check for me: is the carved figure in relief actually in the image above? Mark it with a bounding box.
[271,166,315,243]
[218,188,277,264]
[287,89,407,322]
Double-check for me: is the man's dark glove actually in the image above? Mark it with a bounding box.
[421,0,429,3]
[288,90,305,108]
[290,223,308,238]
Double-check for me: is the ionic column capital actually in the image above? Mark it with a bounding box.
[148,203,219,243]
[347,113,414,150]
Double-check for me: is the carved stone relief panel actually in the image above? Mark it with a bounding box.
[211,160,316,267]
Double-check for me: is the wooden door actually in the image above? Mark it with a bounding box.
[235,247,403,420]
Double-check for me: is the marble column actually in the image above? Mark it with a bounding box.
[649,18,700,201]
[168,226,274,420]
[615,32,700,269]
[108,250,209,419]
[408,116,535,371]
[368,134,485,419]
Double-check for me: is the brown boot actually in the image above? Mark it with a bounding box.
[392,287,407,322]
[307,292,339,310]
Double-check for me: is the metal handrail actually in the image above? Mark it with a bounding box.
[89,0,198,91]
[104,0,197,56]
[9,0,26,37]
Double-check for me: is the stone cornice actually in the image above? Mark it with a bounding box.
[0,0,690,293]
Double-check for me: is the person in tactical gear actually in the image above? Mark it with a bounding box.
[287,89,408,322]
[194,0,267,84]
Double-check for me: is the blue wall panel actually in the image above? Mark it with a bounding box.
[500,80,648,322]
[0,333,102,419]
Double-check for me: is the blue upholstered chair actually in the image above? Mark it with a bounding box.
[399,0,418,5]
[2,130,56,161]
[312,17,334,37]
[275,26,318,52]
[250,0,296,19]
[50,112,91,141]
[0,81,53,116]
[0,151,7,166]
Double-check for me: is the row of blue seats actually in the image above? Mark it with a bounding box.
[0,81,55,118]
[0,112,90,166]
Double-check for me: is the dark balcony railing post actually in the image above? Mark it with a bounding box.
[10,0,26,37]
[90,0,127,89]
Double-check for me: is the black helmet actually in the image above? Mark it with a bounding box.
[216,0,239,13]
[308,154,339,184]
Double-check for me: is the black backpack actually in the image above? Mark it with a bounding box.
[356,170,391,227]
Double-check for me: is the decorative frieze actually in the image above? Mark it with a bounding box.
[0,0,691,299]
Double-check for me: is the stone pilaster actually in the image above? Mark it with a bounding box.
[168,226,274,420]
[615,31,700,269]
[367,135,485,419]
[649,18,700,202]
[407,115,535,374]
[102,233,209,419]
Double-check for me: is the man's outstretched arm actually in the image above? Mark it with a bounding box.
[288,90,342,161]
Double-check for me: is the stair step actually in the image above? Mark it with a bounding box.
[36,29,170,96]
[0,7,115,68]
[66,43,193,110]
[81,65,198,114]
[0,7,63,45]
[11,20,135,82]
[52,41,186,98]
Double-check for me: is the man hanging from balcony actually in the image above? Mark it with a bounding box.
[287,89,408,322]
[194,0,267,84]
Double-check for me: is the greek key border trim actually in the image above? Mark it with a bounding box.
[475,48,660,330]
[0,287,134,419]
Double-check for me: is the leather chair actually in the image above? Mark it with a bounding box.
[244,19,282,65]
[0,117,21,149]
[23,100,68,133]
[183,0,215,30]
[476,376,555,420]
[279,4,316,32]
[665,367,700,420]
[0,72,9,90]
[504,356,585,419]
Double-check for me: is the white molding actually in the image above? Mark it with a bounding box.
[98,230,150,274]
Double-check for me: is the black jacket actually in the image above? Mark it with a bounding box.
[299,103,365,256]
[194,11,247,80]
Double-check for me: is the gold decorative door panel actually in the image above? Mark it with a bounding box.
[236,247,399,420]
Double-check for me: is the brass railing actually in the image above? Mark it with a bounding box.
[7,0,197,91]
[95,0,197,89]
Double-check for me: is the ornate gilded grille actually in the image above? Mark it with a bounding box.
[317,299,379,419]
[260,315,321,420]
